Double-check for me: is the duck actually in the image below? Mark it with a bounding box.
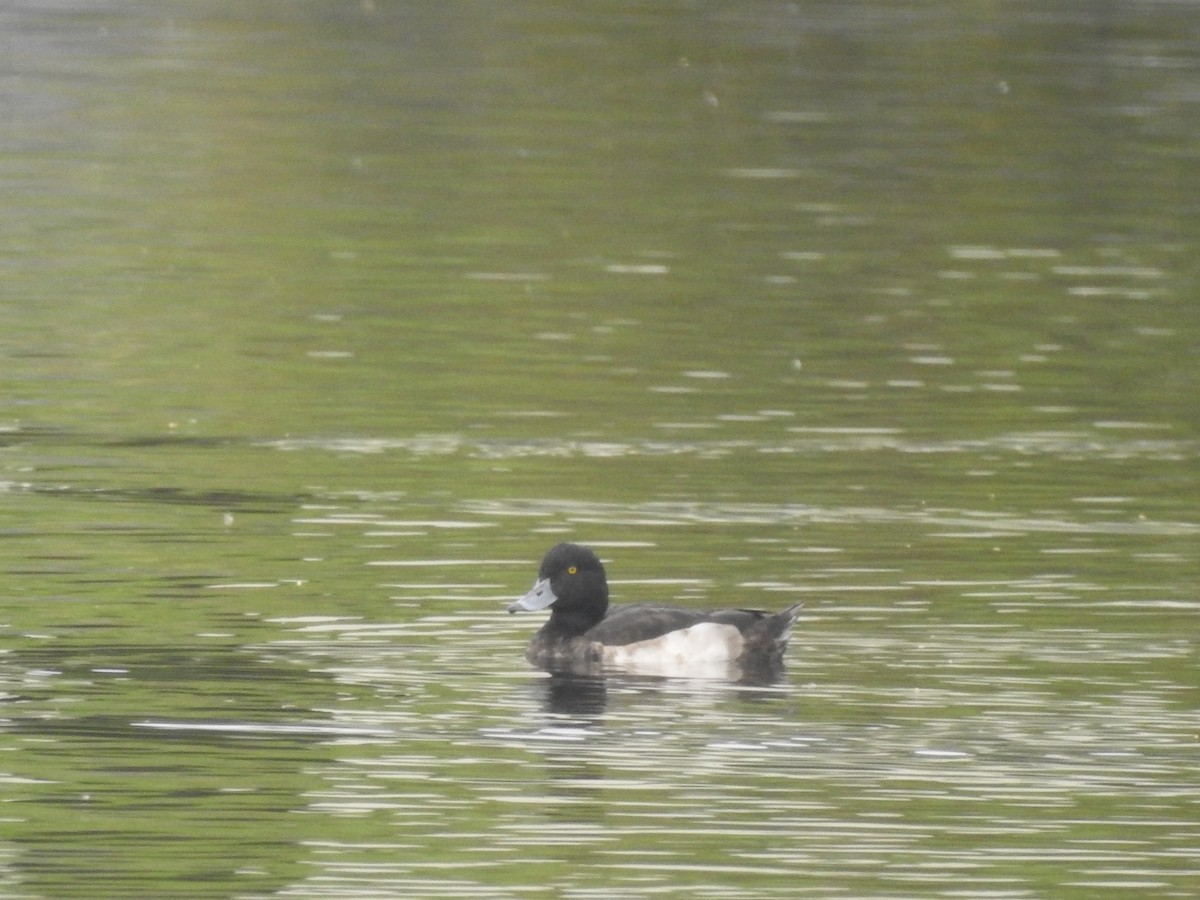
[508,542,802,679]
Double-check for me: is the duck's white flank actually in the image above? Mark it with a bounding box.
[599,621,745,672]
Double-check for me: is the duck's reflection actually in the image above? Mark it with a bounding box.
[540,671,608,717]
[535,661,789,717]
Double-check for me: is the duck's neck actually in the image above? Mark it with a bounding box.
[544,605,605,638]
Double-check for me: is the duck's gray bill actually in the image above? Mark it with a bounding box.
[507,577,558,613]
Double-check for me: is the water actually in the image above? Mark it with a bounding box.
[2,1,1198,897]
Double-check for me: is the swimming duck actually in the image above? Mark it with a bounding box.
[508,542,802,679]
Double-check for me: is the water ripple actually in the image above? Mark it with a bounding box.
[261,430,1197,463]
[457,498,1197,537]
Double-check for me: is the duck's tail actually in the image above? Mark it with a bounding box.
[731,603,803,684]
[772,602,804,648]
[742,602,804,657]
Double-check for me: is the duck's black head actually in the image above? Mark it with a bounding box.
[508,542,609,635]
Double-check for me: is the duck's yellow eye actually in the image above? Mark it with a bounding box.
[567,566,577,575]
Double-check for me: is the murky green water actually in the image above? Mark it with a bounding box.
[2,2,1198,898]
